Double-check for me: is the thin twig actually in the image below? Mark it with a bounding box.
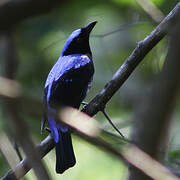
[82,102,124,138]
[92,21,152,38]
[101,110,124,138]
[82,103,125,139]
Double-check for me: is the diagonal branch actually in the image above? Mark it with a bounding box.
[1,31,51,179]
[1,136,54,180]
[82,2,180,116]
[1,119,179,180]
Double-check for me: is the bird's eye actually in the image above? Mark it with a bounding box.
[76,38,82,43]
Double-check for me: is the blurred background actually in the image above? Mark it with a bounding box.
[0,0,180,179]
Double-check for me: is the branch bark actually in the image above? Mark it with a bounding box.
[82,2,180,116]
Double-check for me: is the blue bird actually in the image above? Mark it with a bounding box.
[42,21,97,174]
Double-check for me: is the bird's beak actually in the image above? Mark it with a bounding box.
[84,21,97,34]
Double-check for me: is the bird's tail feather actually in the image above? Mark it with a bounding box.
[55,131,76,174]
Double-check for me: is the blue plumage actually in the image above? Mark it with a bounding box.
[60,29,81,56]
[42,21,97,174]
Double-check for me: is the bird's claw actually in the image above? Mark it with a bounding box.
[81,101,88,109]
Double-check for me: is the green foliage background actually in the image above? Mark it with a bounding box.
[0,0,180,179]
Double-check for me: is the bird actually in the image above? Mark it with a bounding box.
[42,21,97,174]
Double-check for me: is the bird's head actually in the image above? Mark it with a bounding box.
[61,21,97,57]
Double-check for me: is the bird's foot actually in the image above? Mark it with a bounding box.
[81,101,88,106]
[81,101,88,109]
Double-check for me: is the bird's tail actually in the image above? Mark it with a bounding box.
[55,131,76,174]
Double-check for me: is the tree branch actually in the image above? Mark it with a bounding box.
[0,32,50,179]
[1,136,54,180]
[82,2,180,116]
[1,120,179,180]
